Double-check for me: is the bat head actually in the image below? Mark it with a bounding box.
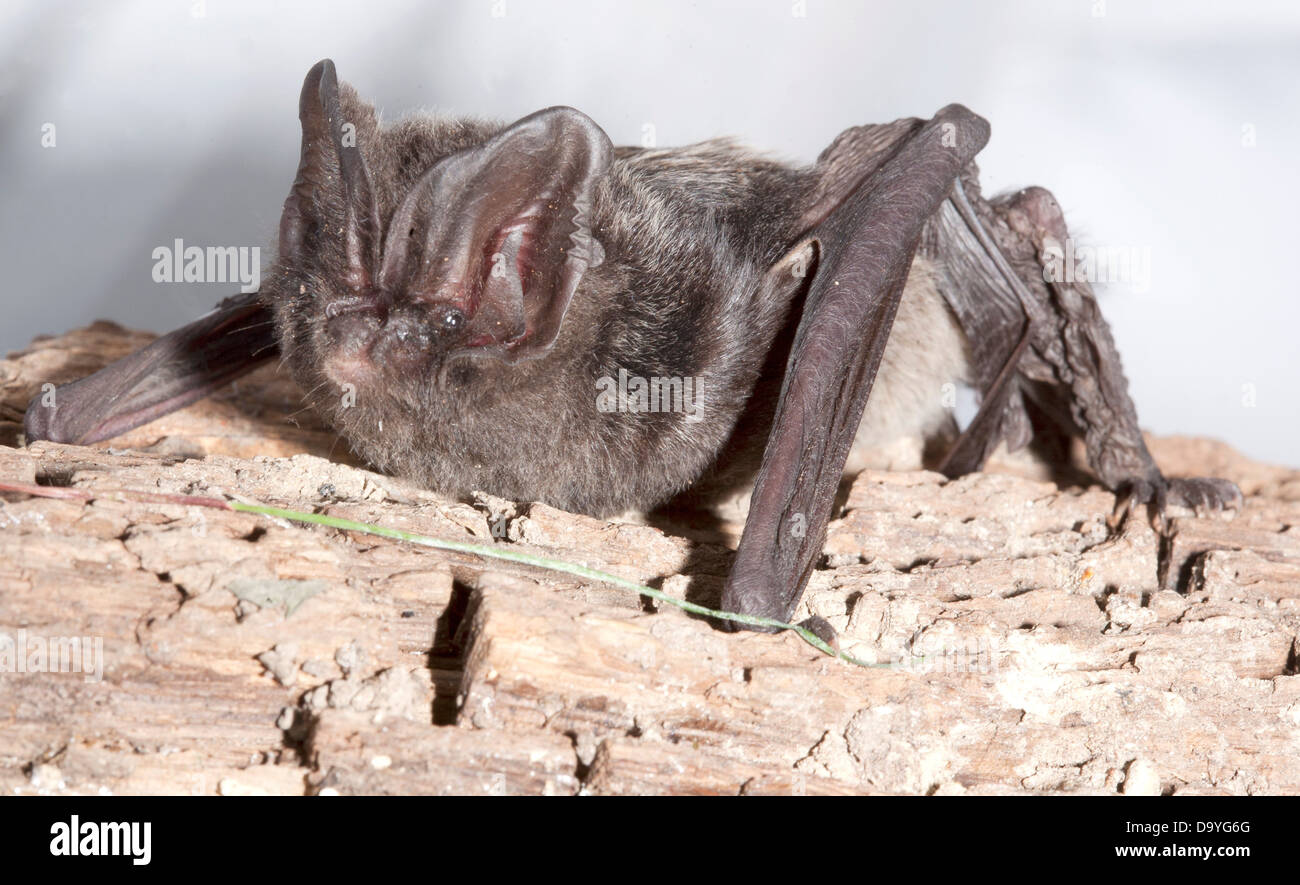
[266,59,613,415]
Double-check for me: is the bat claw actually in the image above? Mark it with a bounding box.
[797,615,840,651]
[1111,475,1241,535]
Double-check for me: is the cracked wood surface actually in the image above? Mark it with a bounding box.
[1,323,1299,795]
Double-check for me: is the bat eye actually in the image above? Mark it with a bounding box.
[439,307,464,331]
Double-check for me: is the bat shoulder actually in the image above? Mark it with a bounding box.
[613,138,805,207]
[600,139,812,268]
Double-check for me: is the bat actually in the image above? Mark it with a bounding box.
[23,59,1242,632]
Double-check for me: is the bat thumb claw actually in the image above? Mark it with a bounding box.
[797,615,840,651]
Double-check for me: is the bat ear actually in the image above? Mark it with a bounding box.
[278,59,380,291]
[377,106,613,363]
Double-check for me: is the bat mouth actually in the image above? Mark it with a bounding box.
[322,352,377,390]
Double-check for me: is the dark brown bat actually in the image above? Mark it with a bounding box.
[23,59,1241,630]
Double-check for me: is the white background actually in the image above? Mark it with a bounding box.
[2,0,1297,465]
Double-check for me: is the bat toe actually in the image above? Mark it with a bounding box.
[1164,476,1244,516]
[1112,474,1242,532]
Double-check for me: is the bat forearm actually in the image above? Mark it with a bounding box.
[23,292,277,446]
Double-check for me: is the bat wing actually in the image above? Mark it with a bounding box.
[720,105,991,625]
[927,179,1036,477]
[23,292,277,445]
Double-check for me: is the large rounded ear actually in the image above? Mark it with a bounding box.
[377,106,613,364]
[278,59,380,291]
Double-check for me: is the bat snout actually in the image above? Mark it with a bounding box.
[371,315,436,370]
[321,302,383,386]
[322,294,458,389]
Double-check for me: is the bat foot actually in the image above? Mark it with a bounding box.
[1164,476,1244,517]
[1110,475,1242,533]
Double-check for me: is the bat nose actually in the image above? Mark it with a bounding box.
[373,311,436,368]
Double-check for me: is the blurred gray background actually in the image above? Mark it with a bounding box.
[2,0,1297,465]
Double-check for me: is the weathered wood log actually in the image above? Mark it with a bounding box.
[1,324,1298,795]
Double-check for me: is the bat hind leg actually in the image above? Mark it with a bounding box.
[927,180,1242,519]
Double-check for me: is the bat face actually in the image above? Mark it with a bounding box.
[273,227,476,403]
[261,61,645,510]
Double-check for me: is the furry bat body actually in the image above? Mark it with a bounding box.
[24,60,1240,627]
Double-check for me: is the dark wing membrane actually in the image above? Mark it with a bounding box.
[23,292,277,445]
